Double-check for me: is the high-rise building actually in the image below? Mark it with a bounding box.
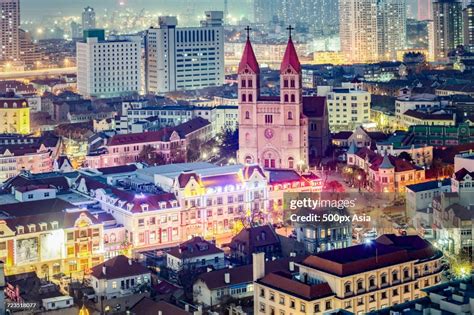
[0,0,20,62]
[377,0,407,60]
[144,11,224,94]
[254,0,276,24]
[71,21,82,39]
[19,29,42,68]
[433,0,463,60]
[463,3,474,51]
[76,29,142,98]
[82,6,96,31]
[418,0,433,20]
[311,0,340,36]
[339,0,379,64]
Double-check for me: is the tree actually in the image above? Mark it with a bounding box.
[219,129,239,158]
[186,139,202,162]
[324,180,345,193]
[137,145,166,166]
[398,151,413,163]
[170,144,186,163]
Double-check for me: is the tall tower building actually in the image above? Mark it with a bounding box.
[82,6,96,31]
[433,0,463,60]
[377,0,407,60]
[254,0,276,24]
[418,0,433,20]
[464,3,474,51]
[237,27,309,169]
[339,0,379,64]
[311,0,340,36]
[145,11,224,94]
[0,0,20,62]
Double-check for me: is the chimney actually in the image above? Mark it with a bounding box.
[289,261,295,272]
[224,272,230,284]
[252,252,265,281]
[158,311,162,315]
[102,266,106,275]
[128,258,132,266]
[185,304,189,311]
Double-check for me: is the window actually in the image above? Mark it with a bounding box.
[284,79,288,88]
[279,296,285,305]
[325,300,331,310]
[344,282,352,294]
[288,111,293,120]
[288,157,294,169]
[265,115,273,124]
[241,79,246,88]
[245,111,250,119]
[300,303,305,312]
[248,94,253,102]
[248,79,253,88]
[242,94,246,102]
[290,94,296,102]
[284,94,289,102]
[314,304,320,312]
[290,300,295,309]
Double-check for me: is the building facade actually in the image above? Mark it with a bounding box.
[433,0,463,61]
[0,95,30,134]
[0,0,20,62]
[76,30,142,98]
[254,235,444,315]
[237,34,309,169]
[145,11,224,94]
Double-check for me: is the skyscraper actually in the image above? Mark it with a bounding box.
[464,3,474,51]
[311,0,340,36]
[254,0,276,24]
[82,6,96,31]
[339,0,379,64]
[418,0,433,20]
[433,0,463,60]
[145,11,224,94]
[378,0,407,60]
[0,0,20,62]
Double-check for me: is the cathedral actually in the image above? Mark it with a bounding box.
[237,28,329,169]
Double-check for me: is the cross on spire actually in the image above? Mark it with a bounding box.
[244,25,252,40]
[286,25,294,39]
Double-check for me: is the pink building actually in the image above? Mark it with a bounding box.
[86,117,211,169]
[237,31,328,169]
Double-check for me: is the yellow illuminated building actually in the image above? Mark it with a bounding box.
[0,96,30,134]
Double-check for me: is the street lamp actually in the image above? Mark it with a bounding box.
[357,174,362,192]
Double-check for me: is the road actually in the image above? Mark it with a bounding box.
[0,67,77,80]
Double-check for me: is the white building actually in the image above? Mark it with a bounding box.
[76,30,142,98]
[166,236,225,272]
[395,94,443,125]
[89,255,151,300]
[145,11,224,94]
[405,179,451,219]
[319,85,371,131]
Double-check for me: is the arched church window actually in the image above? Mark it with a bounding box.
[248,94,253,102]
[291,94,296,102]
[242,94,246,102]
[288,111,293,120]
[284,94,289,102]
[245,111,250,119]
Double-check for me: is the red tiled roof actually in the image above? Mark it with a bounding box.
[370,155,418,172]
[242,165,265,180]
[230,225,280,255]
[167,236,223,259]
[90,255,150,280]
[280,37,301,73]
[303,96,326,118]
[177,172,199,188]
[108,129,170,146]
[238,39,260,74]
[259,271,334,300]
[197,256,305,290]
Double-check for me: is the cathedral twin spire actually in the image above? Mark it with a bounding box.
[238,25,301,75]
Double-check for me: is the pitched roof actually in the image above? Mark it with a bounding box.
[2,173,70,192]
[230,225,280,254]
[196,256,304,290]
[280,37,301,73]
[454,168,474,181]
[238,39,260,74]
[97,164,138,175]
[301,235,439,277]
[302,96,326,118]
[403,109,453,120]
[258,271,334,301]
[90,255,150,280]
[406,179,451,192]
[332,131,353,140]
[130,298,191,315]
[167,236,223,259]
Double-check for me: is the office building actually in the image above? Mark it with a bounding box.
[339,0,379,63]
[76,29,142,98]
[463,3,474,52]
[433,0,463,61]
[82,6,96,31]
[0,0,20,62]
[145,11,224,94]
